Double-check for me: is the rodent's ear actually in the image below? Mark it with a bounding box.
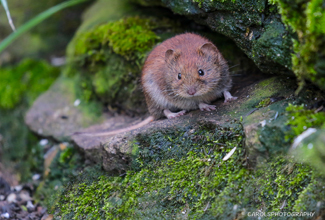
[199,43,219,55]
[165,49,181,62]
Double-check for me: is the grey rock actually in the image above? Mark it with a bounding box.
[25,77,102,142]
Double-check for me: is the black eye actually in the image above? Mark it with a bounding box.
[178,73,182,80]
[198,69,204,76]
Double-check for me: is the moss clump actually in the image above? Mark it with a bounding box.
[256,98,272,108]
[253,156,313,212]
[270,0,325,90]
[293,171,325,214]
[67,16,161,112]
[285,103,325,141]
[73,16,159,65]
[210,155,315,219]
[0,59,59,109]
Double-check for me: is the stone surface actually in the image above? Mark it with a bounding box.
[25,77,102,142]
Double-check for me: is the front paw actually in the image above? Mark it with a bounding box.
[199,103,216,111]
[164,110,186,119]
[223,91,237,103]
[224,96,238,103]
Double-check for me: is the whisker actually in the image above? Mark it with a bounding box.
[228,64,240,69]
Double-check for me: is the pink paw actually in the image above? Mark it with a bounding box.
[199,103,216,111]
[165,110,186,119]
[224,96,238,103]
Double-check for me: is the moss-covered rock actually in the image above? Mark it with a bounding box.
[270,0,325,90]
[53,123,325,219]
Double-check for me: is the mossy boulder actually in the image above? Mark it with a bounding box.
[54,111,325,219]
[71,74,304,174]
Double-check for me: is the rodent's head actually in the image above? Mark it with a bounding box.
[164,42,228,100]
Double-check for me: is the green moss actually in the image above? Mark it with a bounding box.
[0,59,60,109]
[67,16,162,113]
[232,77,292,117]
[73,16,159,65]
[293,172,325,213]
[254,156,313,212]
[256,98,272,108]
[0,59,60,181]
[210,155,316,219]
[270,0,325,90]
[285,103,325,141]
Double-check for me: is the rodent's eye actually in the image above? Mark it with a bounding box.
[178,73,182,80]
[198,69,205,76]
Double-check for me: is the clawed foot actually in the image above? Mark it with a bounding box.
[199,103,216,111]
[224,96,238,103]
[164,109,186,119]
[223,91,238,103]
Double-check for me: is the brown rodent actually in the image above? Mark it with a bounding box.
[142,33,236,119]
[73,33,237,137]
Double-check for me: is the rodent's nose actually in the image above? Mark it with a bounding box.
[187,87,197,96]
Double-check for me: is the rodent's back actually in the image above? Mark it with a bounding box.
[143,33,211,67]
